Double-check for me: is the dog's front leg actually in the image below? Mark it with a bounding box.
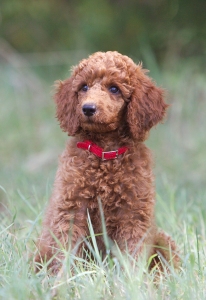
[104,194,155,261]
[35,185,89,273]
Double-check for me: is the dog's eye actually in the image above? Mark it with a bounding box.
[81,85,89,92]
[109,86,119,94]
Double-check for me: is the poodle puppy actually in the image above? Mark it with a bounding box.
[35,51,179,273]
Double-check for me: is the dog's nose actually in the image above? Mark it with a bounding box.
[82,104,96,117]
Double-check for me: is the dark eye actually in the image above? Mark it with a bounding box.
[109,86,119,94]
[81,84,89,92]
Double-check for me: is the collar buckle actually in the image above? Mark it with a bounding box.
[102,150,118,161]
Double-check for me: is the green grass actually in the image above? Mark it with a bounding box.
[0,58,206,299]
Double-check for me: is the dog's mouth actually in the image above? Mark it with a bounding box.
[80,118,118,133]
[80,114,95,124]
[85,116,95,123]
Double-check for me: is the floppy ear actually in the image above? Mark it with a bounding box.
[54,77,79,136]
[127,74,169,141]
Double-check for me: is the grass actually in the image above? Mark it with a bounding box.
[0,55,206,299]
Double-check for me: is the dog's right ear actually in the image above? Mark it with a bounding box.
[54,77,79,136]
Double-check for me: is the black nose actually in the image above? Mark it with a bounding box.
[82,104,96,117]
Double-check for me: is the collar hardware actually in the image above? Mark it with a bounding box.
[102,150,118,161]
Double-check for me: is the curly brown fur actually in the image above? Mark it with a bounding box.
[35,51,179,273]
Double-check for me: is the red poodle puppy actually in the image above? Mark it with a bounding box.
[35,51,179,272]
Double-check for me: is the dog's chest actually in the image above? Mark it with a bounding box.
[65,141,153,208]
[85,159,127,208]
[84,158,124,189]
[67,153,127,202]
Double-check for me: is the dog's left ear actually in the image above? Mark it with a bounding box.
[127,73,169,140]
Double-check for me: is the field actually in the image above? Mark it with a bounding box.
[0,53,206,299]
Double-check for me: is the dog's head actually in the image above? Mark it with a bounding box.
[55,51,168,140]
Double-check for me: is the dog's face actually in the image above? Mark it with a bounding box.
[55,51,168,140]
[67,52,136,134]
[77,82,126,133]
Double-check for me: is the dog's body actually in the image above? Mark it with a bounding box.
[35,51,179,272]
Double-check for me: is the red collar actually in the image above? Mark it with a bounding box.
[77,140,128,161]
